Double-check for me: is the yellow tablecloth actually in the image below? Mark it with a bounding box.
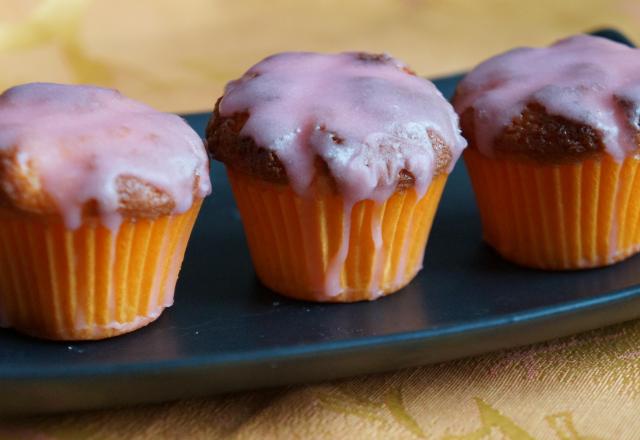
[2,1,640,438]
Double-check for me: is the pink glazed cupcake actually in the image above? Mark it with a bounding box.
[0,83,211,340]
[207,52,466,302]
[454,35,640,269]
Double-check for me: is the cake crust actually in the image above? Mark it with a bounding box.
[0,146,207,218]
[457,102,615,163]
[453,35,640,163]
[206,98,453,192]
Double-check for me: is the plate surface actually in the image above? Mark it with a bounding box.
[1,29,638,415]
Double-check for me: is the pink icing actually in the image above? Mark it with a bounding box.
[0,83,211,229]
[220,52,466,201]
[218,52,465,298]
[453,35,640,160]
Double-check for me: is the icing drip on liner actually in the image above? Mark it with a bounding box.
[324,200,352,297]
[218,52,466,297]
[453,35,640,161]
[0,83,211,230]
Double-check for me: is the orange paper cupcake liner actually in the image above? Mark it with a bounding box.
[0,200,202,340]
[464,149,640,269]
[227,168,447,302]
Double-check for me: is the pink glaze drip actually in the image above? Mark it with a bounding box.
[323,201,353,297]
[368,204,385,298]
[0,83,211,229]
[220,52,466,201]
[454,35,640,160]
[219,52,465,297]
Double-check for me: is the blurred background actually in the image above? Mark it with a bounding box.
[0,0,638,112]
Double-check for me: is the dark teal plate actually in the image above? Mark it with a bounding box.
[0,28,637,415]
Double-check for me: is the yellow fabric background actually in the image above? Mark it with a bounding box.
[1,0,640,438]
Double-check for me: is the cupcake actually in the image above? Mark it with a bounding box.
[207,52,466,302]
[0,83,211,340]
[454,35,640,269]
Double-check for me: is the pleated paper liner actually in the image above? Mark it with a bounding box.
[0,200,202,340]
[227,168,447,302]
[464,149,640,269]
